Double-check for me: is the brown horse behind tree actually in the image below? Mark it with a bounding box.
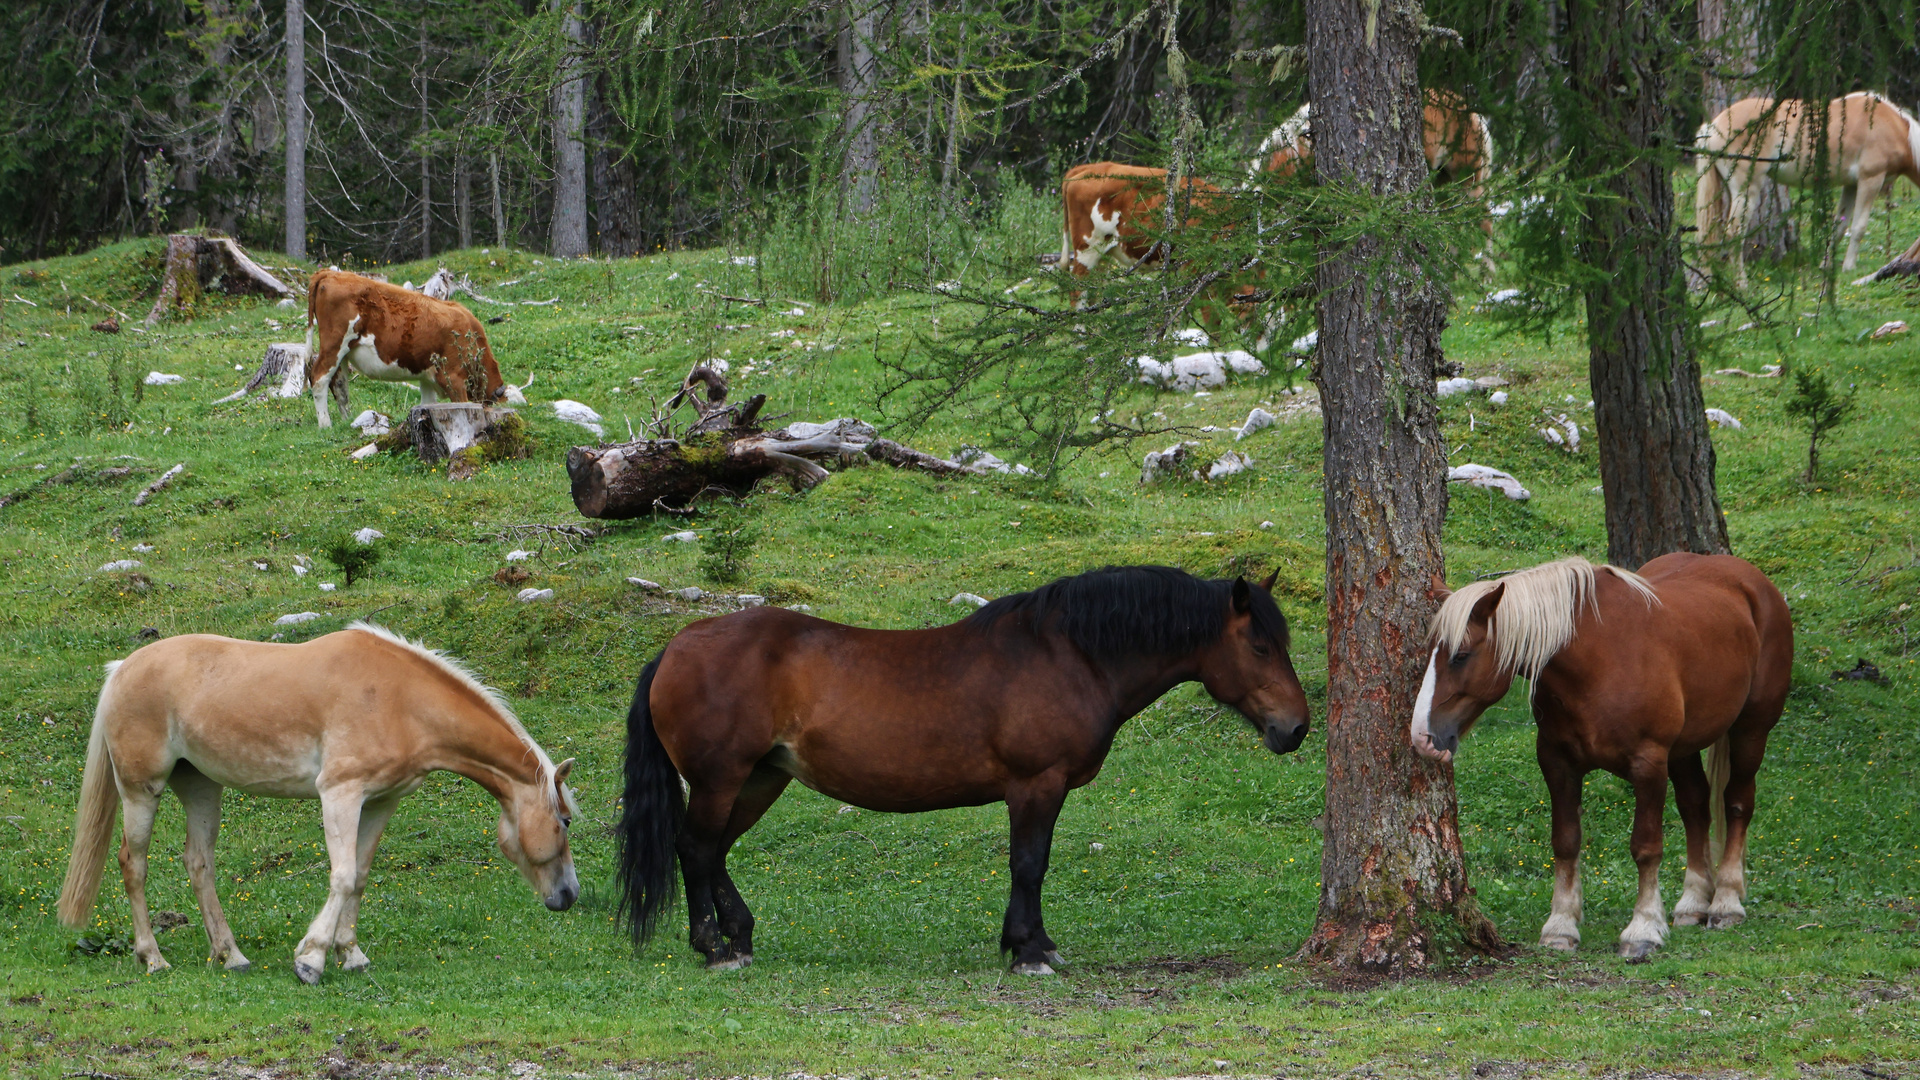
[616,565,1312,974]
[1410,554,1792,961]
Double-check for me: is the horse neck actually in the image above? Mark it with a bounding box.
[1093,649,1205,722]
[424,695,542,803]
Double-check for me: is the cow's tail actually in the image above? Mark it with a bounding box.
[615,653,684,945]
[1706,732,1732,868]
[58,662,124,929]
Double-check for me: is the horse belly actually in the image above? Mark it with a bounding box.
[174,734,324,798]
[765,740,1003,813]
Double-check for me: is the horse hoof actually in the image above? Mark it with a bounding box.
[1707,911,1744,930]
[1671,911,1705,927]
[144,956,172,975]
[1539,935,1577,953]
[1618,940,1658,963]
[1011,962,1055,976]
[294,959,324,985]
[707,954,752,971]
[225,959,252,973]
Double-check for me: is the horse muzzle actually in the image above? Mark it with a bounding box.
[1411,724,1458,763]
[1262,718,1310,755]
[544,865,580,911]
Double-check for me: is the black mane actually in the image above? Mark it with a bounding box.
[964,565,1289,662]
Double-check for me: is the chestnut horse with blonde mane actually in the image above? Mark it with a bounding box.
[57,622,580,984]
[1410,554,1792,961]
[617,565,1311,974]
[1695,92,1920,280]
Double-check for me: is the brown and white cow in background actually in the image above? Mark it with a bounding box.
[305,269,506,428]
[1059,163,1231,279]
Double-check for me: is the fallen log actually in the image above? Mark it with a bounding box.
[1852,233,1920,285]
[146,235,293,324]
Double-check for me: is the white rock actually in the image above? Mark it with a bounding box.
[551,400,605,438]
[1488,390,1510,406]
[273,612,323,626]
[1259,521,1274,530]
[949,592,990,608]
[784,307,806,316]
[505,549,533,562]
[132,543,155,553]
[1205,451,1253,481]
[705,358,730,375]
[1224,350,1266,375]
[1437,377,1479,397]
[1871,320,1909,339]
[1705,408,1743,429]
[1134,355,1171,386]
[662,531,698,543]
[954,447,1033,475]
[277,297,297,308]
[1447,463,1532,501]
[1289,330,1318,354]
[1171,328,1212,346]
[351,410,391,436]
[251,560,270,572]
[516,587,554,603]
[349,443,380,461]
[99,559,143,572]
[1168,352,1228,392]
[1481,288,1524,307]
[729,255,757,266]
[735,594,767,607]
[627,577,663,592]
[1540,426,1565,448]
[1234,408,1276,441]
[143,372,185,385]
[1141,441,1200,483]
[293,565,308,576]
[672,587,706,601]
[352,527,384,545]
[318,583,336,592]
[787,604,814,612]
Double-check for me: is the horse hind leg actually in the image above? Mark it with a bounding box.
[1709,728,1772,929]
[171,765,250,971]
[1668,751,1715,927]
[707,766,792,969]
[1839,173,1886,272]
[117,784,171,974]
[1618,752,1673,962]
[678,777,752,969]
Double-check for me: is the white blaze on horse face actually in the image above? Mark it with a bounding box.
[1410,647,1441,758]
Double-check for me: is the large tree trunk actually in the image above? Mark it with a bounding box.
[550,0,589,258]
[839,0,881,217]
[284,0,306,261]
[418,18,432,261]
[588,55,643,257]
[1569,0,1732,569]
[1301,0,1501,972]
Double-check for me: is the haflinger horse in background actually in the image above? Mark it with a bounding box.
[1695,92,1920,280]
[57,623,579,984]
[1410,554,1792,961]
[617,565,1311,975]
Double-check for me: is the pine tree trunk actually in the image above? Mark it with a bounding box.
[457,154,472,250]
[840,0,881,216]
[1301,0,1501,972]
[284,0,306,261]
[418,19,432,261]
[588,61,643,257]
[1568,0,1732,569]
[550,0,589,258]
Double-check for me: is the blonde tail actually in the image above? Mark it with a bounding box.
[1695,156,1726,249]
[57,662,124,928]
[1705,733,1731,870]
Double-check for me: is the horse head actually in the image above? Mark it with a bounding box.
[1197,571,1311,755]
[1411,582,1517,762]
[497,756,581,911]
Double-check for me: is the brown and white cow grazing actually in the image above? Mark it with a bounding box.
[1059,163,1230,278]
[304,269,505,428]
[1248,90,1493,196]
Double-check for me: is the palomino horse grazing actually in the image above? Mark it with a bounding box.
[1695,93,1920,278]
[617,565,1311,974]
[1410,554,1792,960]
[57,623,579,983]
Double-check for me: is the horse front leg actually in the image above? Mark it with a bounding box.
[1668,751,1715,927]
[294,785,365,985]
[1839,173,1885,272]
[1002,771,1068,975]
[333,793,402,972]
[1619,751,1672,962]
[1537,746,1585,952]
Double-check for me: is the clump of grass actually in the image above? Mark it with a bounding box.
[698,501,760,586]
[1785,365,1855,483]
[320,531,385,587]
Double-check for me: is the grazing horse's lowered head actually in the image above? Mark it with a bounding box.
[1411,557,1657,762]
[1193,571,1312,754]
[496,755,582,911]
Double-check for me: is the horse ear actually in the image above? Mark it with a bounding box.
[553,757,575,785]
[1258,568,1279,593]
[1232,576,1252,614]
[1468,582,1505,625]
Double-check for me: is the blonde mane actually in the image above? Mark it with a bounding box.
[1430,557,1658,680]
[348,621,575,813]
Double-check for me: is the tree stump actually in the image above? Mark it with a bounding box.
[145,234,294,325]
[213,342,310,404]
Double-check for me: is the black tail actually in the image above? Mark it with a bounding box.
[616,653,684,944]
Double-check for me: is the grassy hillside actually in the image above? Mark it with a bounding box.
[0,211,1916,1078]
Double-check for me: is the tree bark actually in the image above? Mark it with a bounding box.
[1568,0,1732,569]
[284,0,306,261]
[457,154,472,250]
[418,18,432,261]
[839,0,881,216]
[146,235,293,325]
[487,105,507,249]
[1301,0,1501,972]
[588,59,643,256]
[550,0,589,258]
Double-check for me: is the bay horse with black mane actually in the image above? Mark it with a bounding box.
[617,565,1311,974]
[1410,554,1792,961]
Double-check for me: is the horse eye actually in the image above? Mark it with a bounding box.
[1251,642,1271,657]
[562,818,572,830]
[1449,651,1472,668]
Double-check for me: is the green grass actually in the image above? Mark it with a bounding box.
[0,204,1917,1078]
